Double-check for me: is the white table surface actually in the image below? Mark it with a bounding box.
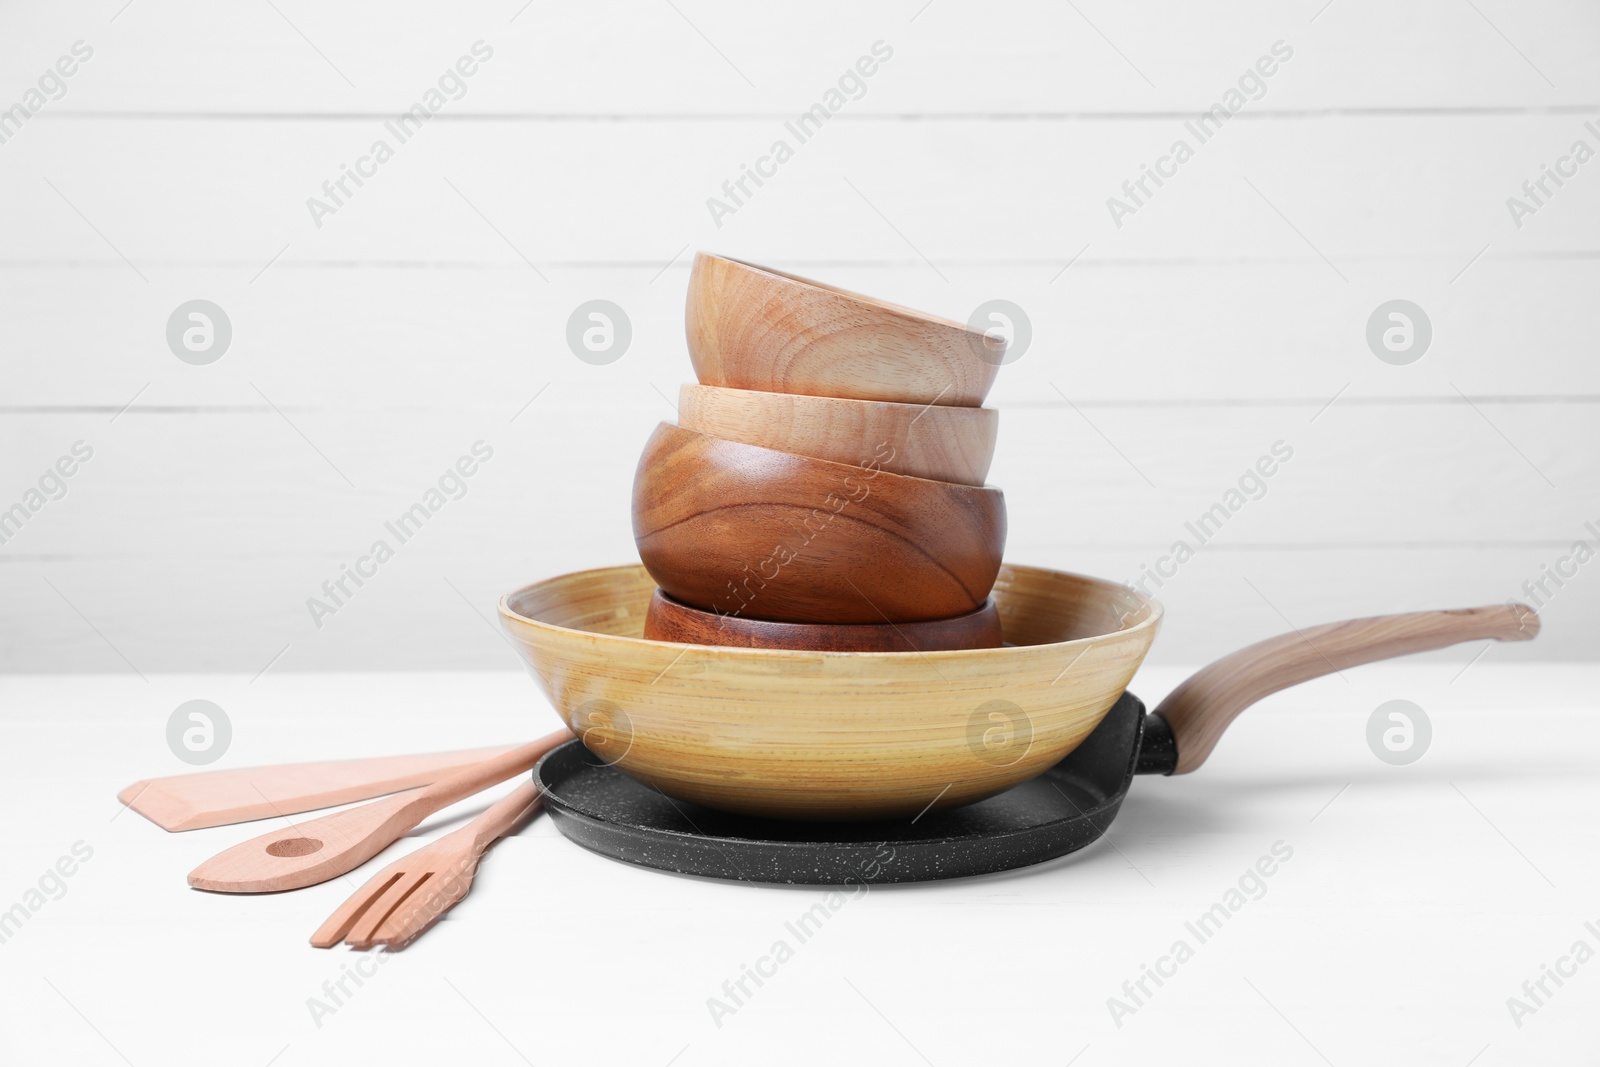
[2,663,1596,1066]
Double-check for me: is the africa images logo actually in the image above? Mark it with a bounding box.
[304,42,495,228]
[1105,41,1294,228]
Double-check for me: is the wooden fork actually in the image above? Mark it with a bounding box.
[311,779,542,949]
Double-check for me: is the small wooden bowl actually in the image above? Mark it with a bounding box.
[632,423,1007,624]
[498,563,1162,820]
[643,588,1004,651]
[678,384,998,487]
[686,252,1004,407]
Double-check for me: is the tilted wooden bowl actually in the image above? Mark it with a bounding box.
[499,563,1161,820]
[678,384,999,487]
[642,588,1004,652]
[686,252,1004,406]
[632,422,1007,624]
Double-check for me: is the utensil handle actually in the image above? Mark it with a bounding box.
[1152,603,1539,775]
[467,780,543,856]
[405,727,572,818]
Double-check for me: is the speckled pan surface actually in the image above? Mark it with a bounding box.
[534,692,1147,885]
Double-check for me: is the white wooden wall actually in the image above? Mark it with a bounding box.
[2,0,1596,674]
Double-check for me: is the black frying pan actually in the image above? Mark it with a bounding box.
[534,604,1538,885]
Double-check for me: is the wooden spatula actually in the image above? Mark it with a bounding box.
[187,728,573,893]
[119,744,520,831]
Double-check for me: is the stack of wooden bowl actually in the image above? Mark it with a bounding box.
[630,253,1010,653]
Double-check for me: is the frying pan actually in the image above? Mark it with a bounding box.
[534,603,1539,884]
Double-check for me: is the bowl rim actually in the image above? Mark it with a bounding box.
[497,561,1164,660]
[646,421,1006,499]
[678,382,1001,423]
[698,251,998,346]
[648,586,1002,632]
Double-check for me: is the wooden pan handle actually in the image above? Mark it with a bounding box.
[1152,603,1539,774]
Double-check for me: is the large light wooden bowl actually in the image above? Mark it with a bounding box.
[687,252,1004,406]
[498,563,1161,821]
[679,384,999,487]
[633,422,1006,624]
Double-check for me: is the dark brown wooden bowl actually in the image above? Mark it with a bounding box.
[642,588,1004,651]
[632,423,1007,624]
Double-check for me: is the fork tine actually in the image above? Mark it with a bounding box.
[345,871,431,948]
[371,783,540,949]
[310,779,542,950]
[309,868,405,948]
[369,857,480,949]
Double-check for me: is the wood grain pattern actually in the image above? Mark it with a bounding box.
[118,744,519,831]
[632,422,1007,623]
[498,563,1161,820]
[186,729,572,892]
[642,587,1003,651]
[686,252,1003,406]
[310,779,541,950]
[1155,603,1541,773]
[678,384,999,486]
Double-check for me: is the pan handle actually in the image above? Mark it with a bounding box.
[1151,603,1539,774]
